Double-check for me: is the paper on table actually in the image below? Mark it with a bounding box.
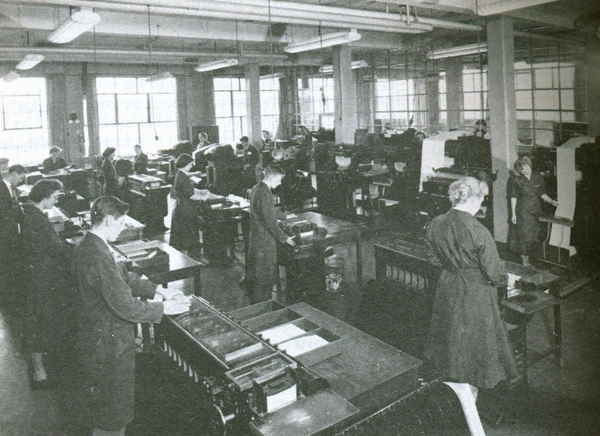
[278,334,328,357]
[507,272,521,289]
[260,324,307,345]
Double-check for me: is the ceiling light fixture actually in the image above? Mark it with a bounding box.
[318,60,368,74]
[16,54,44,70]
[47,7,101,44]
[2,71,21,82]
[145,71,174,82]
[260,72,285,80]
[195,58,239,73]
[426,43,488,60]
[284,29,362,54]
[477,0,558,16]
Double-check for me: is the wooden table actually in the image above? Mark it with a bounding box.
[114,239,206,296]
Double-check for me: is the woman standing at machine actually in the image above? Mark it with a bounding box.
[21,179,73,388]
[425,176,517,436]
[508,156,558,267]
[169,153,203,254]
[245,165,295,304]
[101,147,119,197]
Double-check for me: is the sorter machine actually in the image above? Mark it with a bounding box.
[127,174,171,234]
[155,297,425,436]
[417,132,495,232]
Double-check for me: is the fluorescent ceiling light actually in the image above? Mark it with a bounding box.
[2,71,20,82]
[145,71,174,82]
[477,0,558,16]
[195,59,239,73]
[319,60,368,74]
[285,29,361,54]
[260,72,285,80]
[47,8,101,44]
[426,43,488,60]
[16,54,44,70]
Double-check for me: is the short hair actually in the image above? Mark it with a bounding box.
[448,176,489,207]
[90,196,129,226]
[49,146,62,154]
[29,179,63,203]
[0,157,9,166]
[263,164,285,178]
[240,136,249,143]
[175,153,194,168]
[475,119,487,128]
[8,164,26,175]
[102,147,117,159]
[133,144,141,149]
[199,132,208,141]
[514,156,533,173]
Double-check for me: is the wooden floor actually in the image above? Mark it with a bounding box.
[1,220,599,435]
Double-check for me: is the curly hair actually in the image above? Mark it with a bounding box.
[448,176,489,207]
[513,156,533,174]
[90,196,129,226]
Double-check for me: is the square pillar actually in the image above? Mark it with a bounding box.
[333,45,357,143]
[585,39,600,137]
[245,63,262,144]
[488,15,519,242]
[445,57,463,130]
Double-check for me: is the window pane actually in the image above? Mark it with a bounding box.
[97,94,116,124]
[117,94,148,123]
[516,91,533,109]
[115,77,137,94]
[533,90,559,110]
[96,78,116,94]
[515,72,532,90]
[213,78,232,91]
[150,94,177,122]
[232,91,247,117]
[99,124,119,151]
[3,96,42,129]
[214,92,232,118]
[117,123,140,149]
[217,117,234,145]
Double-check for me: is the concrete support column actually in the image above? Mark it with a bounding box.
[355,68,369,130]
[445,57,463,130]
[245,63,262,144]
[333,45,357,143]
[585,39,600,137]
[487,15,518,242]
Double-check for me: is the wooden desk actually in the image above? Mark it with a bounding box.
[296,211,367,286]
[114,239,205,296]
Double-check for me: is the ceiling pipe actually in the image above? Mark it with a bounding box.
[14,0,481,33]
[0,46,288,60]
[398,14,482,31]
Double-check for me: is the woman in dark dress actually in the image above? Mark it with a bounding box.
[101,147,119,197]
[425,176,518,435]
[508,156,558,266]
[170,153,203,253]
[21,179,73,387]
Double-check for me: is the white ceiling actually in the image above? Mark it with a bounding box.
[0,0,596,69]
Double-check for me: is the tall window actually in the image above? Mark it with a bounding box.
[297,76,334,131]
[0,77,49,164]
[260,77,280,139]
[214,77,246,145]
[515,50,585,147]
[96,77,178,155]
[462,68,488,122]
[373,77,429,133]
[438,72,447,129]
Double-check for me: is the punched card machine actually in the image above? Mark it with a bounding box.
[156,297,422,436]
[127,174,170,233]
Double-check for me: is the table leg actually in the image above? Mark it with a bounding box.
[554,304,562,366]
[194,268,202,296]
[356,239,363,287]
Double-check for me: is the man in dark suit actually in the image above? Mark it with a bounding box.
[133,144,148,174]
[42,146,68,174]
[0,164,26,304]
